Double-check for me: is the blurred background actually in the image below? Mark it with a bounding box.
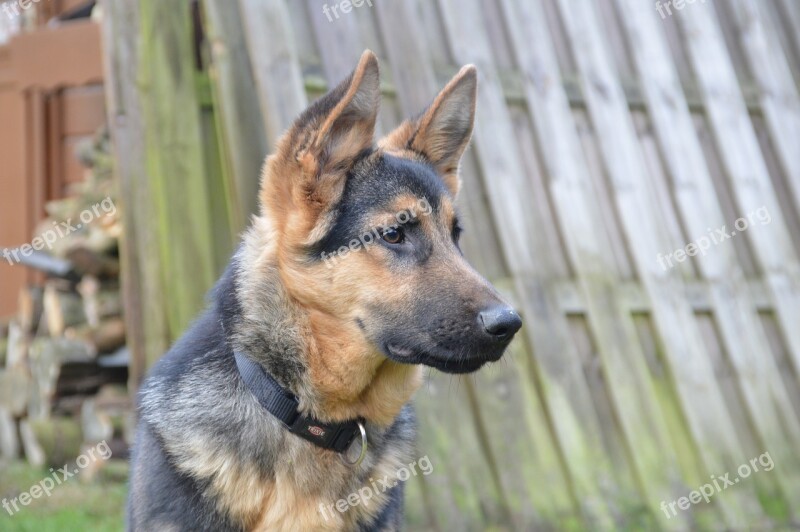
[0,0,799,530]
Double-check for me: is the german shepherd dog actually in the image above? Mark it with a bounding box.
[128,50,522,531]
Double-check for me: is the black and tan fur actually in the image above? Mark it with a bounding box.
[128,51,522,531]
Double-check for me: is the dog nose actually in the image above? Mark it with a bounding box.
[479,305,522,341]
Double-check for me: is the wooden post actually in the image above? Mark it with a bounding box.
[137,0,219,338]
[100,0,170,387]
[202,0,268,227]
[102,0,240,385]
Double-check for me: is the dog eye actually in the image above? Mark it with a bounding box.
[452,224,463,243]
[381,227,405,245]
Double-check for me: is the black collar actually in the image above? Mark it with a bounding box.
[233,351,362,454]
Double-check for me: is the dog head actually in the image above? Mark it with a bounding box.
[259,50,521,374]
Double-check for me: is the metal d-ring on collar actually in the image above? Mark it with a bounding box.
[341,421,368,467]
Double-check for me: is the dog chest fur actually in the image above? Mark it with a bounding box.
[132,309,417,530]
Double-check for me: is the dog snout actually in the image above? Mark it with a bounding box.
[478,305,522,342]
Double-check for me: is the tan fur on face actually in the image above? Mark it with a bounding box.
[253,58,480,429]
[250,51,428,425]
[278,216,423,426]
[438,197,458,233]
[280,252,423,425]
[236,214,422,425]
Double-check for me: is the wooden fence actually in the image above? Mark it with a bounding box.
[102,0,800,529]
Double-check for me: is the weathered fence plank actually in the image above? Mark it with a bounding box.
[203,0,269,225]
[500,0,699,527]
[616,0,800,519]
[238,0,307,147]
[553,0,773,525]
[435,0,631,526]
[678,2,800,383]
[101,0,171,382]
[137,0,220,338]
[728,0,800,210]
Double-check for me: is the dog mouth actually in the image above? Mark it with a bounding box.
[383,342,504,374]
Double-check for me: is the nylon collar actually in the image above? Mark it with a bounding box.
[233,351,362,454]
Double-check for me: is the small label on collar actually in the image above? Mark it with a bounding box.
[307,426,326,438]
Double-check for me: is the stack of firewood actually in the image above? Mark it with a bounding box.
[0,128,131,471]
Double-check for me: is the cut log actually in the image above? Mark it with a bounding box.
[28,416,83,468]
[43,283,87,336]
[77,277,122,327]
[68,248,121,278]
[81,398,113,444]
[61,228,118,260]
[0,367,30,416]
[55,367,107,398]
[18,286,44,334]
[65,317,126,354]
[5,320,27,368]
[95,383,131,411]
[28,337,95,419]
[91,385,131,447]
[78,441,107,482]
[19,419,45,466]
[0,407,19,460]
[78,276,101,327]
[41,197,82,224]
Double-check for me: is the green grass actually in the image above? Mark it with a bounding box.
[0,459,127,531]
[0,458,793,530]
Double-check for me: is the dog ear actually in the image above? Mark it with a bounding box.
[297,50,380,178]
[381,65,477,196]
[263,50,380,228]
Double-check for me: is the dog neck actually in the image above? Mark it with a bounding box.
[221,218,422,427]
